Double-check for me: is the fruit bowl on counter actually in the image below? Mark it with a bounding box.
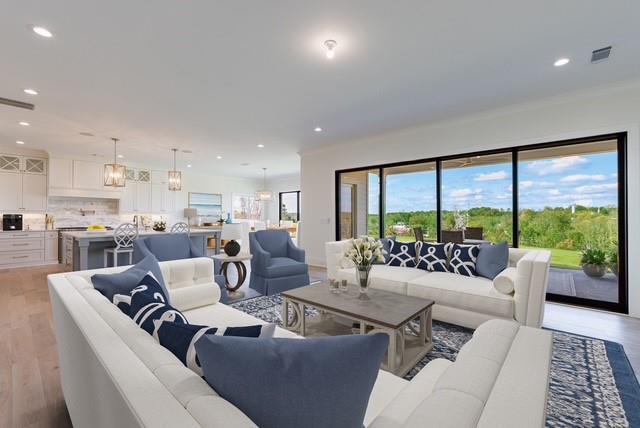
[85,225,108,233]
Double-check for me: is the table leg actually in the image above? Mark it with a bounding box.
[282,298,289,329]
[387,328,397,373]
[419,309,427,344]
[300,303,306,336]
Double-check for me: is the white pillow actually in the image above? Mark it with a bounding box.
[493,267,517,294]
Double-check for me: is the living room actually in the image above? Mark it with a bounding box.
[2,2,640,428]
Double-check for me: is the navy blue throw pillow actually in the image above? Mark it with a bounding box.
[416,242,449,272]
[448,243,480,277]
[155,321,276,375]
[386,240,417,267]
[113,272,168,314]
[196,333,388,428]
[476,242,509,280]
[91,254,169,305]
[129,275,187,337]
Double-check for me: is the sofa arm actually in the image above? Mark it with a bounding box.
[169,283,221,312]
[287,239,306,262]
[514,250,551,327]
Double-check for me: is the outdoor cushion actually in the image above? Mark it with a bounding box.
[263,257,308,278]
[406,272,513,318]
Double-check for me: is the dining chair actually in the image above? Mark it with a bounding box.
[441,230,464,244]
[170,222,190,235]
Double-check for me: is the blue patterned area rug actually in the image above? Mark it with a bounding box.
[231,294,640,428]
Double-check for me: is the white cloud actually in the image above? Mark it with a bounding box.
[560,174,606,183]
[575,183,618,195]
[474,170,508,182]
[527,155,589,176]
[548,189,562,196]
[450,188,482,199]
[519,181,534,189]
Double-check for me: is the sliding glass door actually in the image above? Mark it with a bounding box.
[335,133,627,313]
[441,153,513,245]
[383,162,437,242]
[518,139,623,307]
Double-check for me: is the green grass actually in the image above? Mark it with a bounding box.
[391,236,581,269]
[520,246,581,269]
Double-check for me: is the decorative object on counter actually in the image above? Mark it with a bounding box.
[225,213,232,224]
[45,213,55,230]
[168,148,182,191]
[104,137,126,187]
[255,168,273,202]
[87,224,107,232]
[217,215,225,226]
[221,223,242,256]
[103,223,139,267]
[343,236,386,300]
[153,220,166,232]
[170,222,190,235]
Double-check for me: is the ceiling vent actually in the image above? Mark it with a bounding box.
[0,97,35,110]
[591,46,612,63]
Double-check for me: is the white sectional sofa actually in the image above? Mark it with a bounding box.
[48,257,552,427]
[326,241,551,328]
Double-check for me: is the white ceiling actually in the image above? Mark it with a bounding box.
[1,1,639,178]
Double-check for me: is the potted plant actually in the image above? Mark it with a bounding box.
[580,246,607,278]
[343,236,386,300]
[607,247,618,277]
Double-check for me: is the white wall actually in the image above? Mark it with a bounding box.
[300,80,640,317]
[264,174,300,225]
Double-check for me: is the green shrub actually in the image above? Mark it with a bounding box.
[580,247,607,266]
[607,248,618,265]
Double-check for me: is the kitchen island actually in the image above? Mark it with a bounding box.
[61,228,222,271]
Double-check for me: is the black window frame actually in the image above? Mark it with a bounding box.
[334,132,628,314]
[279,190,300,223]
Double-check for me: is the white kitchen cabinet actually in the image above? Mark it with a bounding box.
[0,155,47,212]
[120,181,136,212]
[45,231,58,262]
[152,183,175,214]
[137,182,152,212]
[49,158,73,188]
[73,160,102,190]
[0,171,23,210]
[22,174,47,211]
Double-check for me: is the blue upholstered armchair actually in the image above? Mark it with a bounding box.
[249,230,310,296]
[133,233,228,303]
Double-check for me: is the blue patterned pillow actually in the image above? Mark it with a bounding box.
[386,240,417,267]
[129,274,187,337]
[416,242,448,272]
[154,321,276,375]
[112,272,167,314]
[448,244,480,277]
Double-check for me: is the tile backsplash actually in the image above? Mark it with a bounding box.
[7,197,179,230]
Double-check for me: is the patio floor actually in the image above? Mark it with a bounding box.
[548,267,618,303]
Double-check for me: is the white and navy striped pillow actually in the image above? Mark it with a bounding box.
[386,240,417,267]
[154,320,276,375]
[128,274,187,337]
[447,243,480,277]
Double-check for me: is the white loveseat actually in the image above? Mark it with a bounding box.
[48,257,552,427]
[326,241,551,328]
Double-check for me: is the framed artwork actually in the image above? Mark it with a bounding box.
[232,193,263,220]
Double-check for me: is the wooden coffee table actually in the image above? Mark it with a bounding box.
[281,282,434,377]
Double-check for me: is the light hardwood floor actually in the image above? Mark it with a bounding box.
[1,264,638,428]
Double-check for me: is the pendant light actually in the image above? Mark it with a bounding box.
[168,148,182,191]
[256,167,273,201]
[104,138,126,187]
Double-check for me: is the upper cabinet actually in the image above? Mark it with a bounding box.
[0,154,47,212]
[49,158,123,198]
[119,168,153,213]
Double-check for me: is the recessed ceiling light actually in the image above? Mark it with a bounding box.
[23,88,38,95]
[31,26,53,38]
[117,154,124,159]
[554,58,570,67]
[16,140,25,145]
[257,144,265,148]
[216,155,222,159]
[314,127,323,132]
[18,121,30,126]
[323,40,337,59]
[187,164,192,168]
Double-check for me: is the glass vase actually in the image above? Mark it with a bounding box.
[356,265,372,300]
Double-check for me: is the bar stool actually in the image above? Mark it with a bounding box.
[170,222,190,234]
[104,223,138,267]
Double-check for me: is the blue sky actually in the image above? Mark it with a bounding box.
[374,152,618,212]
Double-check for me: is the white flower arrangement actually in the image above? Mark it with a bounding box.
[344,236,386,268]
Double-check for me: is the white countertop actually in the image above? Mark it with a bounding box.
[61,228,221,240]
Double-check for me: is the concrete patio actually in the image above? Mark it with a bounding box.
[547,267,618,303]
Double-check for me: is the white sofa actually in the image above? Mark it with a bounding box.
[48,257,552,427]
[326,241,551,328]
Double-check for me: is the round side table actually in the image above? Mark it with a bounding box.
[211,254,253,298]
